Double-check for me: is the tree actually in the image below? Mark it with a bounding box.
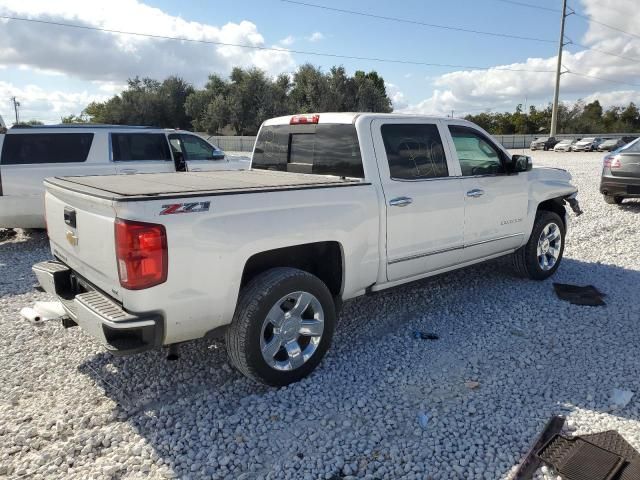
[78,65,394,134]
[15,119,44,126]
[85,76,194,128]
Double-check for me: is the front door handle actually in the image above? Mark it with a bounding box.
[120,168,137,174]
[389,196,413,207]
[466,189,485,198]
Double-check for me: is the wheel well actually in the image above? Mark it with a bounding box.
[537,198,566,226]
[241,242,343,297]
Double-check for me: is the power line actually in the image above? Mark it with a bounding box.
[0,14,555,73]
[491,0,560,13]
[572,11,640,41]
[280,0,556,44]
[282,0,640,66]
[567,71,640,89]
[570,42,640,64]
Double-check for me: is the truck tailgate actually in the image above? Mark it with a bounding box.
[45,183,121,301]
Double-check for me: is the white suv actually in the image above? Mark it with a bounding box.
[0,125,247,228]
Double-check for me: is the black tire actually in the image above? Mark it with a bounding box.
[603,195,624,205]
[513,210,565,280]
[225,267,336,386]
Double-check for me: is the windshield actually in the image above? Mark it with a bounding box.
[559,139,572,144]
[581,137,595,142]
[619,137,640,153]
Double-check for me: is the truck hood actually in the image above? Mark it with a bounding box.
[530,166,577,195]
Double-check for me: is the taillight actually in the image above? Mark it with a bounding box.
[604,155,622,168]
[115,219,167,290]
[290,114,319,125]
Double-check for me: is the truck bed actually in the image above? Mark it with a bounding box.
[45,169,366,201]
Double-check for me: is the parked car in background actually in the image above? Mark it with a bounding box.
[600,137,640,204]
[530,136,559,151]
[32,112,581,386]
[0,125,245,228]
[597,138,625,152]
[553,139,576,152]
[622,136,638,145]
[571,137,603,152]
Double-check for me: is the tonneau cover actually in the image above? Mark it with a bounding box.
[45,169,365,201]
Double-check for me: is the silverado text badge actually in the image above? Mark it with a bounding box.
[160,201,211,215]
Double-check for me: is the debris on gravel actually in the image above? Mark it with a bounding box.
[1,151,639,479]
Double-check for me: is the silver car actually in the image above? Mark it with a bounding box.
[553,139,575,152]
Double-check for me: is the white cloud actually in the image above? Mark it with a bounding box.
[306,31,324,42]
[0,81,109,124]
[385,83,408,110]
[583,90,640,108]
[402,0,640,115]
[0,0,296,83]
[279,35,295,46]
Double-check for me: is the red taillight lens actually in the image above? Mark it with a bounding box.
[290,114,319,125]
[115,219,167,290]
[604,155,622,168]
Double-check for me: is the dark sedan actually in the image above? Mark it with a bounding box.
[597,138,625,152]
[600,138,640,204]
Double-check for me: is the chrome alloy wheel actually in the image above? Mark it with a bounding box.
[537,222,562,271]
[260,291,325,371]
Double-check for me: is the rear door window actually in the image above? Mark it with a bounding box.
[111,133,172,162]
[380,123,449,180]
[253,124,364,178]
[0,133,94,165]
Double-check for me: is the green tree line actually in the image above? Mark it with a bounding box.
[465,100,640,135]
[70,64,392,135]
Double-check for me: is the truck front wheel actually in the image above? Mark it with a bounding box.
[225,267,336,386]
[512,210,565,280]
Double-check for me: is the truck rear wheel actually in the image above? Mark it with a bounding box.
[512,210,565,280]
[225,267,336,386]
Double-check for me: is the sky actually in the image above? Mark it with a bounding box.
[0,0,639,125]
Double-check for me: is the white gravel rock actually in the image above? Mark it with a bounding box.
[1,151,639,479]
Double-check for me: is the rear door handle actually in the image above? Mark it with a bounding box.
[466,189,484,198]
[120,168,137,174]
[389,196,413,207]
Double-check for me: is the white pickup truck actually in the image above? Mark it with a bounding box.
[33,113,581,386]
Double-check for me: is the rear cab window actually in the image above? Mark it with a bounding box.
[111,133,172,161]
[252,123,364,178]
[0,133,94,164]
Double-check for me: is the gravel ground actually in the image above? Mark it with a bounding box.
[1,150,639,479]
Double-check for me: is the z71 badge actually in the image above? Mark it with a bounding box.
[160,201,210,215]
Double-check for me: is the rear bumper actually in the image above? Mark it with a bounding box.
[32,260,164,355]
[600,174,640,197]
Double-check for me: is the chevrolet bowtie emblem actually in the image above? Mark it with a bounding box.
[66,230,78,246]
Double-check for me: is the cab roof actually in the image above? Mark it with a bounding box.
[263,112,473,126]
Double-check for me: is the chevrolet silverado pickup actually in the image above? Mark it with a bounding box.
[32,113,581,386]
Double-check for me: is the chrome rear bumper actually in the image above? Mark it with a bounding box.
[32,260,163,355]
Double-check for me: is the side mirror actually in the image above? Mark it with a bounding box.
[511,154,533,173]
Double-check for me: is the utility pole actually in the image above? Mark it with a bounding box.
[11,96,20,124]
[550,0,568,137]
